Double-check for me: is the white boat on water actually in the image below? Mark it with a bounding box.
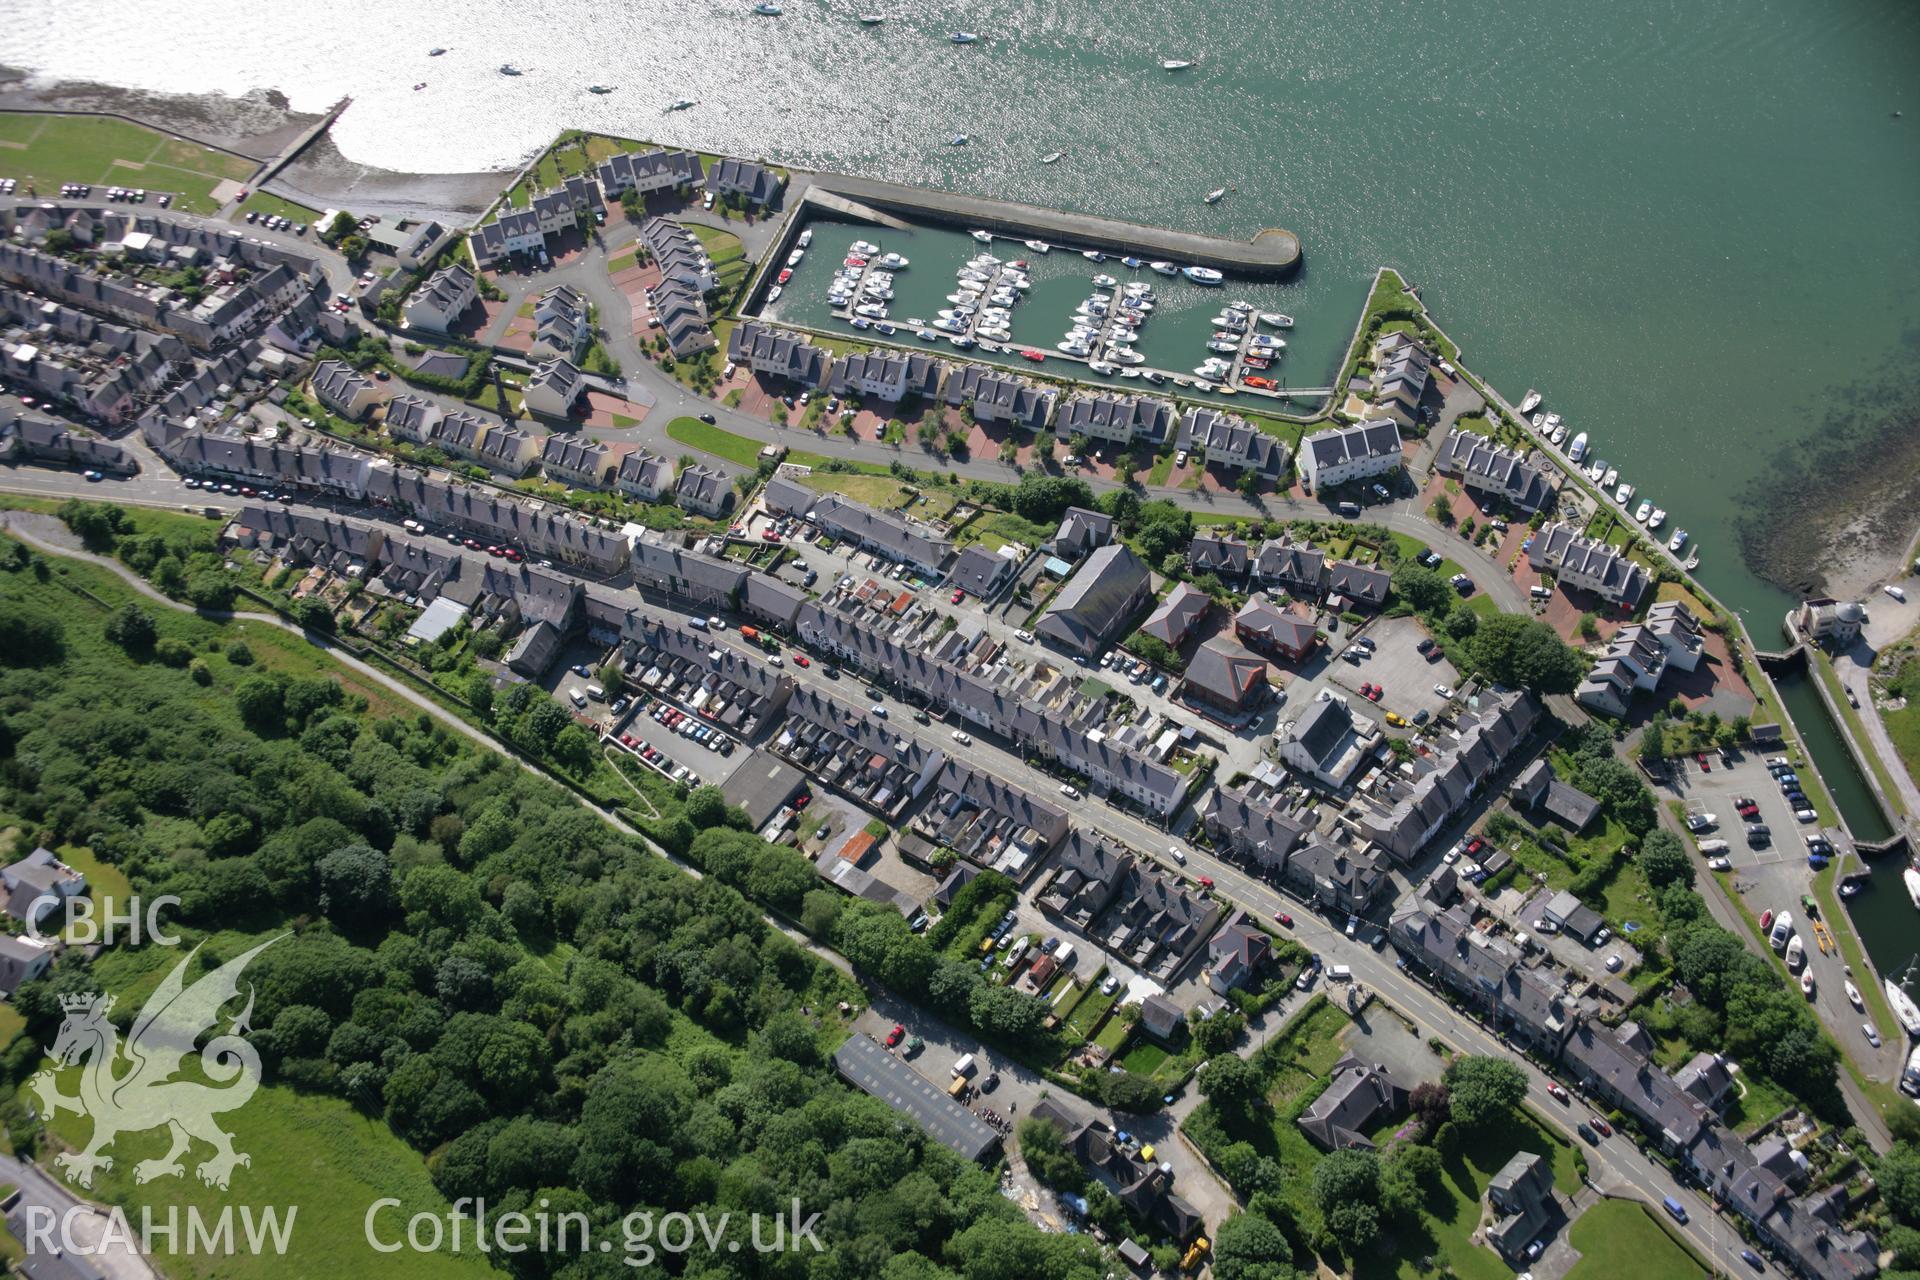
[1149,261,1179,275]
[878,252,909,269]
[1184,265,1225,284]
[797,229,813,248]
[1041,152,1064,165]
[1668,529,1688,553]
[1205,339,1239,354]
[1088,361,1116,375]
[1587,459,1607,482]
[1905,866,1920,910]
[1603,466,1619,487]
[1081,250,1106,262]
[1092,273,1118,288]
[1109,348,1145,365]
[971,229,993,243]
[753,2,782,14]
[1261,313,1295,328]
[1204,188,1228,204]
[1567,431,1588,462]
[1551,424,1567,445]
[1025,239,1051,253]
[1847,980,1865,1009]
[786,249,805,267]
[666,98,697,112]
[1886,978,1920,1037]
[767,285,783,302]
[949,31,978,43]
[860,13,885,24]
[1647,507,1667,530]
[1615,482,1634,504]
[1634,500,1653,523]
[1519,389,1542,414]
[1162,59,1193,70]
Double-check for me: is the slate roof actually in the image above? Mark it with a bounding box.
[1302,418,1402,471]
[1035,543,1150,655]
[1139,581,1209,646]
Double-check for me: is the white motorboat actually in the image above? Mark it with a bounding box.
[1247,334,1286,351]
[797,228,813,248]
[1162,59,1193,70]
[860,13,885,24]
[1905,866,1920,910]
[499,64,523,75]
[1057,341,1092,357]
[786,248,805,267]
[949,31,978,43]
[1024,239,1051,253]
[1587,459,1607,482]
[1786,936,1805,969]
[1847,980,1865,1009]
[1260,312,1295,328]
[1551,424,1568,445]
[950,335,975,349]
[1194,361,1231,379]
[1204,188,1228,204]
[977,327,1011,342]
[933,317,967,333]
[1088,361,1117,375]
[1668,529,1688,553]
[856,302,890,318]
[1118,367,1142,379]
[849,316,870,330]
[1602,466,1619,488]
[767,285,783,302]
[1530,412,1546,429]
[1647,507,1666,530]
[1149,261,1179,275]
[753,2,782,13]
[1567,432,1588,462]
[1205,339,1239,354]
[1886,979,1920,1037]
[429,47,447,55]
[851,240,880,255]
[916,329,939,342]
[587,84,616,94]
[1634,500,1653,523]
[948,134,969,146]
[971,229,993,243]
[1184,265,1225,284]
[1042,151,1064,165]
[1615,481,1634,504]
[666,98,697,112]
[1092,274,1118,289]
[1519,389,1542,413]
[1082,250,1106,262]
[1108,348,1145,365]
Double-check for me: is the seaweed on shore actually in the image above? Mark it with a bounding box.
[1736,327,1920,598]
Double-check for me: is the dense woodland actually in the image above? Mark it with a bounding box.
[0,530,1119,1280]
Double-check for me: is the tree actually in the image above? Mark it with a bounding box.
[1877,1142,1920,1225]
[1467,612,1587,695]
[1015,1117,1084,1191]
[1641,716,1667,762]
[1444,600,1479,639]
[234,674,286,733]
[1636,829,1694,891]
[1312,1148,1381,1249]
[1212,1211,1298,1280]
[0,601,64,664]
[1409,1080,1451,1135]
[104,603,157,654]
[315,841,393,925]
[1442,1055,1527,1131]
[1390,564,1451,614]
[1198,1053,1263,1113]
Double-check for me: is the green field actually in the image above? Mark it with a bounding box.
[1564,1198,1708,1280]
[666,417,766,467]
[0,113,255,213]
[230,190,321,227]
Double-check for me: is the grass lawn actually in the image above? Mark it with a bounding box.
[0,1003,23,1049]
[1091,1012,1134,1054]
[1146,452,1176,486]
[607,249,638,273]
[800,472,910,509]
[49,845,135,946]
[0,113,255,213]
[1122,1040,1170,1076]
[964,510,1055,550]
[1060,985,1118,1041]
[666,417,765,467]
[39,1073,500,1279]
[229,190,320,226]
[1564,1198,1708,1280]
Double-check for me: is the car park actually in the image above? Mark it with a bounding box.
[1708,856,1731,871]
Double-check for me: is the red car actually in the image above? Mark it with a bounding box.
[486,545,503,557]
[1546,1082,1570,1104]
[793,794,812,809]
[793,655,810,668]
[951,588,966,604]
[1466,836,1486,855]
[1366,685,1383,702]
[761,529,782,542]
[1197,876,1214,889]
[1590,1117,1613,1137]
[463,538,481,550]
[1274,912,1294,927]
[885,1024,905,1047]
[1695,753,1711,772]
[1358,682,1373,697]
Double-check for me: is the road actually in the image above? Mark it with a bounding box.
[0,1152,161,1280]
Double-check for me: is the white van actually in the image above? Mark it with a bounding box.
[568,688,588,708]
[1328,964,1353,983]
[951,1053,977,1079]
[1696,838,1730,855]
[586,684,606,701]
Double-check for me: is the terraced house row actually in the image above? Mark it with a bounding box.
[1392,892,1879,1280]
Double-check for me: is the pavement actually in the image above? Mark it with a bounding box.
[0,1152,160,1280]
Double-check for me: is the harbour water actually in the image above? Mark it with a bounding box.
[769,216,1347,407]
[3,0,1918,618]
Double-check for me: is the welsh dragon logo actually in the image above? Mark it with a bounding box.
[30,937,282,1190]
